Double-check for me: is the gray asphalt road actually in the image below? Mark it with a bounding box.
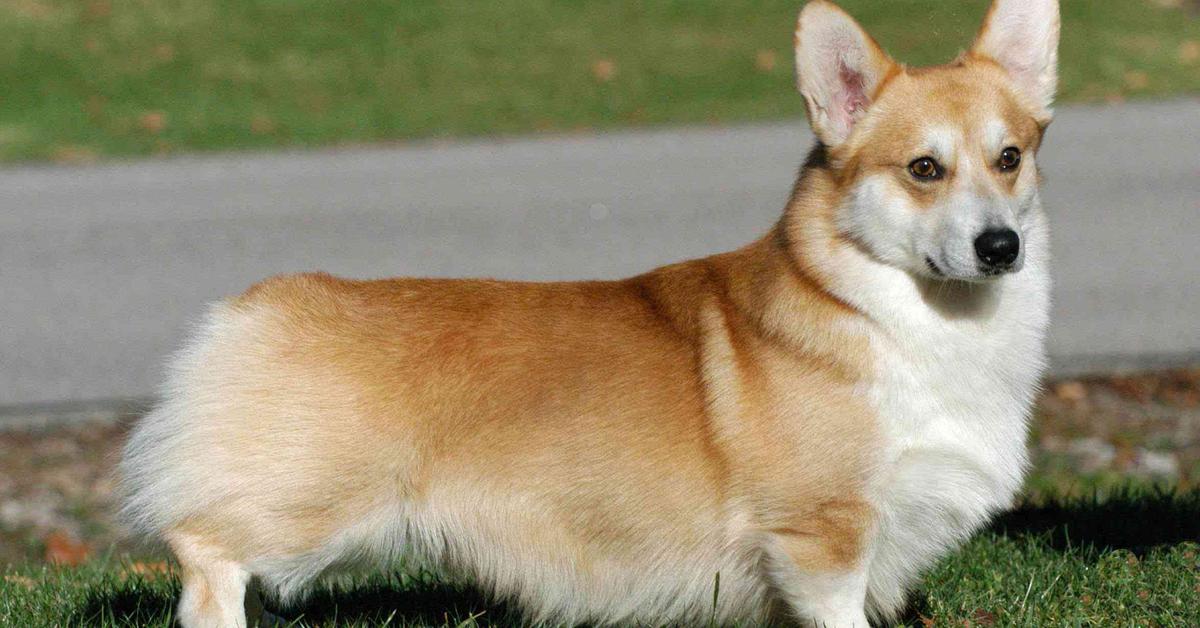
[2,99,1198,409]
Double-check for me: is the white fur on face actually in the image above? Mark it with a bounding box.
[840,174,921,273]
[839,122,1042,281]
[922,126,958,168]
[984,118,1010,155]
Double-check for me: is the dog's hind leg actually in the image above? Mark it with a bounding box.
[169,531,253,628]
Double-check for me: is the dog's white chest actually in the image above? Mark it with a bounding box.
[854,258,1050,608]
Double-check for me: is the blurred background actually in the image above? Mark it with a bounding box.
[0,0,1197,568]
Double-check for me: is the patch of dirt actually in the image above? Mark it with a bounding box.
[2,368,1198,566]
[0,415,134,566]
[1034,369,1200,491]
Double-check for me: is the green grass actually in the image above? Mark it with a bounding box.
[1,0,1197,162]
[3,488,1198,627]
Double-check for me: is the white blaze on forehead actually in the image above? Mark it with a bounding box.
[984,118,1010,153]
[922,126,959,166]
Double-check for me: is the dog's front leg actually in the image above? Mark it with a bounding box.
[763,531,872,628]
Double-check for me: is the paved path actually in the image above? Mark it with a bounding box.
[2,99,1198,408]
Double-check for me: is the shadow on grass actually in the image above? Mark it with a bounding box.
[277,577,517,626]
[70,575,517,627]
[72,585,177,626]
[71,488,1200,626]
[900,486,1200,624]
[991,486,1200,554]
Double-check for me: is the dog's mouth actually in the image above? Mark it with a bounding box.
[925,256,944,277]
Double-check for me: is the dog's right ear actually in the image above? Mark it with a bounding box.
[794,1,897,148]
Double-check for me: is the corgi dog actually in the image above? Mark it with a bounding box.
[120,0,1058,625]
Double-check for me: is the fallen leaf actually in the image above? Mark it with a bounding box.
[123,561,171,580]
[1138,589,1150,600]
[84,95,106,120]
[84,0,110,19]
[970,609,997,625]
[43,531,92,566]
[591,59,616,83]
[250,114,276,135]
[1053,381,1087,403]
[1081,593,1094,605]
[3,575,35,589]
[919,615,936,627]
[755,49,778,73]
[1179,40,1200,65]
[52,145,97,164]
[11,0,53,19]
[139,111,167,134]
[1123,70,1150,90]
[1108,375,1156,402]
[154,43,175,62]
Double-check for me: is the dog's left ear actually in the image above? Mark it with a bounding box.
[971,0,1060,117]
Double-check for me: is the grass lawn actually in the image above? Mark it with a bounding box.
[1,0,1197,162]
[2,488,1198,627]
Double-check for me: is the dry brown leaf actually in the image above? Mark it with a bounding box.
[1179,40,1200,65]
[1123,70,1150,90]
[52,145,97,164]
[3,575,36,589]
[591,59,616,83]
[1054,381,1087,403]
[139,111,167,134]
[154,44,175,62]
[251,115,277,135]
[84,0,110,19]
[43,531,93,566]
[755,49,778,73]
[123,561,171,581]
[84,95,106,120]
[1109,375,1157,402]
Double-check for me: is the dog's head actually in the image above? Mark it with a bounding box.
[795,0,1059,281]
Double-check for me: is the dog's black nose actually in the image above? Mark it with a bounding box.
[974,229,1020,268]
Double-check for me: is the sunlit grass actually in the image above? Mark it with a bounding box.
[0,0,1196,162]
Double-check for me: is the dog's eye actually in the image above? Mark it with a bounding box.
[999,147,1022,171]
[908,157,942,180]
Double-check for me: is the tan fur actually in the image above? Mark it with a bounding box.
[152,61,1031,625]
[172,222,877,570]
[123,1,1059,624]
